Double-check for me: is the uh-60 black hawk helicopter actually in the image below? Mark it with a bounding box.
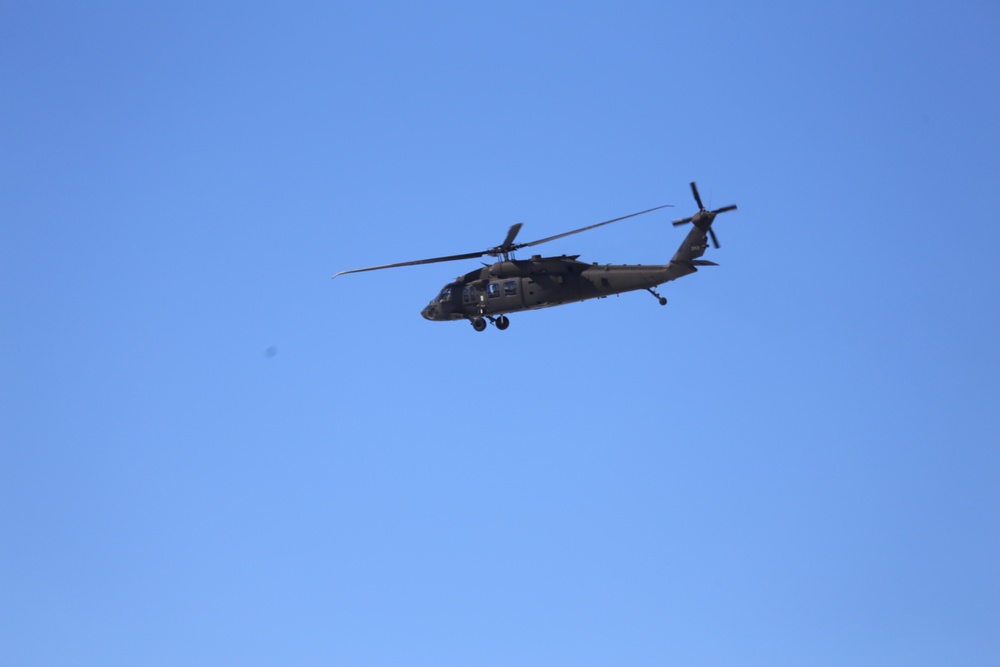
[333,182,737,331]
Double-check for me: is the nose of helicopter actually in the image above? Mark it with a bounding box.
[421,304,437,320]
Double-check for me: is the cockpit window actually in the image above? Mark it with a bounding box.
[438,287,452,301]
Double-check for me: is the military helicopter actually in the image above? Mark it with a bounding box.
[333,182,737,331]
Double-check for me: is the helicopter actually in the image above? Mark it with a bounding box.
[333,182,737,331]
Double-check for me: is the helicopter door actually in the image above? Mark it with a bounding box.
[463,284,488,316]
[486,279,523,312]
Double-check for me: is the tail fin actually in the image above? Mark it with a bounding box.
[664,181,736,281]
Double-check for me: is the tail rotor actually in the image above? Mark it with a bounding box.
[672,182,737,249]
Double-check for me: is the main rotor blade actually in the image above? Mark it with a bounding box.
[498,222,523,253]
[332,250,486,278]
[690,182,705,210]
[519,204,673,249]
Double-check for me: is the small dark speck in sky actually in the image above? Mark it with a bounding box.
[265,346,278,358]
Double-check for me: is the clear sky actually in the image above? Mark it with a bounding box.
[2,2,998,665]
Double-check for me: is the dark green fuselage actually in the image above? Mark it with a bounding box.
[420,254,699,322]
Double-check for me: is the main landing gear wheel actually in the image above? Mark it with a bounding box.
[495,315,510,330]
[471,317,487,332]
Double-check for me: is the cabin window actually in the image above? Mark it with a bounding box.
[488,283,500,298]
[504,280,517,296]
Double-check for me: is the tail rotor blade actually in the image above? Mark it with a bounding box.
[713,204,737,214]
[690,182,705,210]
[708,227,720,249]
[672,216,693,226]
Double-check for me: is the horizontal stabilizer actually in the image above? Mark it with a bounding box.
[672,259,719,268]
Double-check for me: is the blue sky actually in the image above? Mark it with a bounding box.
[2,2,998,665]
